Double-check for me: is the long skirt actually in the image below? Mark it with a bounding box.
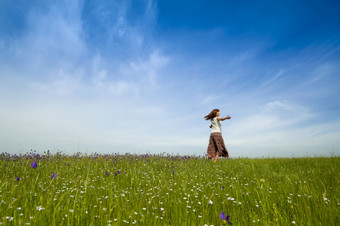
[207,132,229,158]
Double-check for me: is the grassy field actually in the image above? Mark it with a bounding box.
[0,152,339,225]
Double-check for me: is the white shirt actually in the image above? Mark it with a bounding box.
[211,117,221,133]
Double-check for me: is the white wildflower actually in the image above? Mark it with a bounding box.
[36,206,45,211]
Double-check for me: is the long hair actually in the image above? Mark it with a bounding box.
[204,109,220,120]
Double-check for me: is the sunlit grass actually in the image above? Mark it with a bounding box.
[0,152,339,225]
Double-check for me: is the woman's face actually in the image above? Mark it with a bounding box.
[216,111,220,117]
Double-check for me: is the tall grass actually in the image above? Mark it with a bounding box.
[0,152,339,225]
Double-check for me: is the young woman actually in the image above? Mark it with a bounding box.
[204,109,231,162]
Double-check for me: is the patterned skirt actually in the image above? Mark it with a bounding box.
[207,132,229,158]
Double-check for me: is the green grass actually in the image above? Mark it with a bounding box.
[0,152,339,225]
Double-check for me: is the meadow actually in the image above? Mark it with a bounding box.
[0,151,339,225]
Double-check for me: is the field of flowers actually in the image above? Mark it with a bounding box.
[0,151,339,225]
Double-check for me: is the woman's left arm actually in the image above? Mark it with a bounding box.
[217,115,231,121]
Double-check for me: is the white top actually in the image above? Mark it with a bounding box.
[211,117,222,133]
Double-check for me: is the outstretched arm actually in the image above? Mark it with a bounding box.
[217,115,231,121]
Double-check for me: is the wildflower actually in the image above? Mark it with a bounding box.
[105,172,110,176]
[117,170,121,174]
[51,173,57,179]
[36,206,44,211]
[220,212,232,224]
[292,221,296,224]
[16,177,20,181]
[31,161,37,168]
[260,179,265,183]
[209,200,213,205]
[222,186,225,190]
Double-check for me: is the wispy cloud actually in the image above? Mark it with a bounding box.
[0,0,339,156]
[0,0,172,153]
[227,100,339,157]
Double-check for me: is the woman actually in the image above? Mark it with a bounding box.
[204,109,231,162]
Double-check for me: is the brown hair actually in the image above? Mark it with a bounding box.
[204,109,220,120]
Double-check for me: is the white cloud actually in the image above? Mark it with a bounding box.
[1,1,339,157]
[225,100,339,157]
[0,0,174,154]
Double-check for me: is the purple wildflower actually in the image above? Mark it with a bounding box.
[16,177,20,181]
[220,212,226,221]
[222,186,225,190]
[220,212,232,224]
[117,170,121,174]
[31,161,38,168]
[226,215,232,224]
[105,172,110,176]
[114,173,117,176]
[51,173,57,179]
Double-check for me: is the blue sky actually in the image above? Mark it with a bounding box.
[1,0,340,157]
